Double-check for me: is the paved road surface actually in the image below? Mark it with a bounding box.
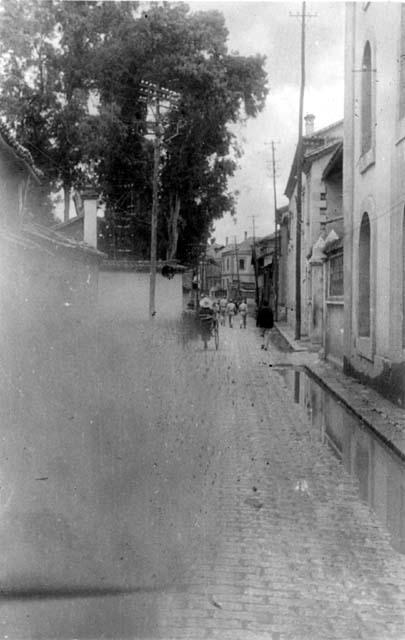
[1,313,405,639]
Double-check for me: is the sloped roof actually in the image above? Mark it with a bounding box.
[54,215,84,230]
[322,141,343,180]
[303,140,341,170]
[22,222,104,257]
[0,221,105,260]
[284,119,343,199]
[100,259,186,272]
[222,236,256,255]
[0,122,43,181]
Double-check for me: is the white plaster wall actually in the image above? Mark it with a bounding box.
[348,3,400,366]
[98,271,184,321]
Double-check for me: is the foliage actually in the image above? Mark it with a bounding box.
[0,1,268,257]
[0,0,133,222]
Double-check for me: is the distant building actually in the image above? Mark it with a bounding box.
[255,232,279,307]
[200,241,224,296]
[221,233,257,301]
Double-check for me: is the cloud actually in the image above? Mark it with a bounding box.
[191,1,345,243]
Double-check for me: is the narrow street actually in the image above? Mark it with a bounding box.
[1,312,405,639]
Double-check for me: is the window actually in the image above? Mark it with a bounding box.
[400,5,405,120]
[329,254,344,297]
[239,258,245,271]
[226,257,229,271]
[359,213,371,337]
[361,42,373,155]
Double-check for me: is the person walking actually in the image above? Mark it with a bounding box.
[219,297,227,326]
[198,293,215,349]
[256,299,274,350]
[238,299,248,329]
[226,299,236,328]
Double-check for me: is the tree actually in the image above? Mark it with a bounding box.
[0,0,134,222]
[0,1,267,255]
[92,2,268,260]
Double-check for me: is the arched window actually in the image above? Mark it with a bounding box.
[359,213,371,337]
[402,208,405,346]
[361,42,372,154]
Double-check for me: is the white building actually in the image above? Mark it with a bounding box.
[344,2,405,406]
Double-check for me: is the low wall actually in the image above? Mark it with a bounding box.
[98,263,184,320]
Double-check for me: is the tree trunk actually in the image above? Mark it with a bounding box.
[63,184,71,223]
[167,193,181,260]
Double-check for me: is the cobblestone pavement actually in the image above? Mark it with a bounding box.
[1,314,405,639]
[153,321,405,640]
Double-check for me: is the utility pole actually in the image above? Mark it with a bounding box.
[290,2,316,340]
[234,235,241,299]
[139,81,180,318]
[250,215,259,308]
[150,95,161,318]
[271,140,279,321]
[250,215,256,241]
[295,2,306,340]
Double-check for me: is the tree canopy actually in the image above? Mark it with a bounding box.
[0,0,268,259]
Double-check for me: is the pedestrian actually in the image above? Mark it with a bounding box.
[239,298,248,329]
[256,299,274,350]
[226,299,236,328]
[219,296,227,326]
[198,293,215,349]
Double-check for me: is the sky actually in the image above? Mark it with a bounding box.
[188,1,345,244]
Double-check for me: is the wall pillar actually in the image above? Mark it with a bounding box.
[309,236,326,346]
[81,187,99,249]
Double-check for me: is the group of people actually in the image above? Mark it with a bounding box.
[198,293,274,348]
[199,295,248,329]
[218,297,248,329]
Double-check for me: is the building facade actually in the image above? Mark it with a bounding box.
[344,2,405,406]
[277,205,289,321]
[256,232,280,309]
[284,118,343,348]
[221,234,257,301]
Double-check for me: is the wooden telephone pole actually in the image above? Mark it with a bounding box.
[139,81,180,318]
[150,97,162,318]
[271,141,279,321]
[290,2,316,340]
[234,235,241,300]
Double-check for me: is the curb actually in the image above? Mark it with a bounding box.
[272,325,405,463]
